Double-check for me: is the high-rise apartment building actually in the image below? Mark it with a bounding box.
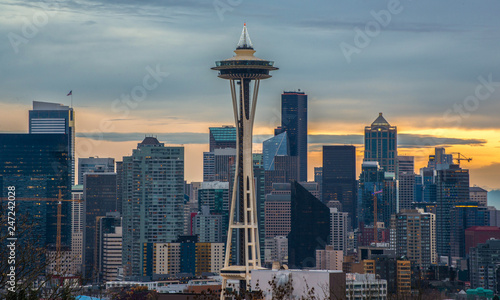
[330,208,349,255]
[316,245,343,271]
[71,185,84,274]
[78,157,115,185]
[323,145,357,229]
[395,209,436,270]
[469,239,500,292]
[29,101,75,185]
[364,113,397,173]
[192,206,223,243]
[276,91,308,181]
[122,137,184,277]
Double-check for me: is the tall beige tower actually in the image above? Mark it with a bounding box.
[211,24,278,297]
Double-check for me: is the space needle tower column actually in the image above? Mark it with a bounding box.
[212,24,278,297]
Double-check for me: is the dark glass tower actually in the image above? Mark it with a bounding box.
[358,161,397,230]
[288,181,330,269]
[29,101,75,185]
[82,172,117,282]
[209,125,237,152]
[0,134,71,248]
[436,164,469,259]
[322,145,357,229]
[278,91,308,181]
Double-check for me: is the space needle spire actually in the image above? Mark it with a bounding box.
[211,24,278,298]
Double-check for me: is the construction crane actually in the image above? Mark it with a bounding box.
[1,189,81,274]
[450,152,472,166]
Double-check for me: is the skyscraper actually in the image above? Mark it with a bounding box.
[71,185,84,274]
[209,125,236,152]
[264,155,299,195]
[202,148,236,182]
[469,239,500,292]
[435,164,469,260]
[364,113,397,173]
[322,145,357,229]
[450,202,489,258]
[122,137,184,277]
[330,208,348,255]
[288,181,330,269]
[82,172,117,281]
[197,181,229,241]
[395,209,436,271]
[29,101,75,185]
[96,212,122,282]
[277,91,308,181]
[0,134,71,249]
[358,161,397,230]
[211,24,278,290]
[262,131,288,171]
[78,157,115,185]
[397,156,415,211]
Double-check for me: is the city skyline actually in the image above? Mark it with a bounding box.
[1,1,500,193]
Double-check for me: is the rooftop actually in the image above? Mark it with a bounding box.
[371,112,390,126]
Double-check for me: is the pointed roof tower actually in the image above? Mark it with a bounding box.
[236,23,253,49]
[371,112,390,127]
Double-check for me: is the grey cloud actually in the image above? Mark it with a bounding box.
[305,134,485,148]
[300,19,462,33]
[75,132,487,149]
[76,132,207,144]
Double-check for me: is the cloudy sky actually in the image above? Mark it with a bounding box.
[1,0,500,195]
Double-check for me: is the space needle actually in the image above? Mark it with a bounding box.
[211,24,278,297]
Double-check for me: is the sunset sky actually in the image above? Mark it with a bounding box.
[1,0,499,194]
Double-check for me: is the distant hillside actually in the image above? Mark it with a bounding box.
[488,190,500,209]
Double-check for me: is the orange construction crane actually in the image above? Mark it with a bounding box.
[1,189,82,274]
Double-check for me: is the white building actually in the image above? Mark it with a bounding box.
[251,269,346,300]
[102,226,122,282]
[470,186,487,206]
[330,208,348,254]
[346,273,387,300]
[71,185,84,274]
[210,243,225,274]
[154,243,181,276]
